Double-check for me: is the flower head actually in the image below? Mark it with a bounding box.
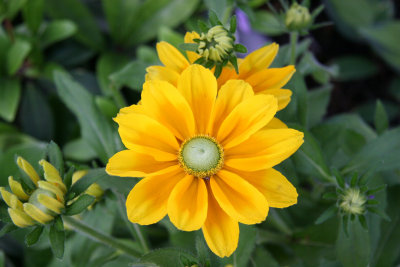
[339,188,367,215]
[197,25,234,62]
[285,2,312,31]
[0,157,66,227]
[106,65,304,257]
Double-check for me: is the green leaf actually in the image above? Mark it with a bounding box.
[4,0,27,19]
[63,166,75,190]
[109,60,148,91]
[45,0,105,50]
[307,85,332,128]
[158,27,184,50]
[128,0,200,45]
[63,138,96,162]
[359,21,400,72]
[96,53,129,96]
[65,194,95,216]
[208,10,221,25]
[47,141,64,177]
[251,11,286,36]
[49,220,65,259]
[315,206,337,224]
[374,100,389,135]
[22,0,44,33]
[204,0,229,21]
[234,44,247,53]
[342,127,400,174]
[40,20,77,48]
[139,248,198,267]
[367,207,390,221]
[336,219,370,267]
[0,78,20,122]
[54,70,117,164]
[69,168,109,197]
[7,39,31,75]
[95,96,118,119]
[0,223,18,237]
[25,226,44,246]
[333,56,378,81]
[195,237,210,267]
[291,73,308,127]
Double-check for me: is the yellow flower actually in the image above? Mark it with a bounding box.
[0,157,66,227]
[146,33,295,111]
[106,65,303,257]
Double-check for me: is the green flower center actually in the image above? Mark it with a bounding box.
[198,25,233,62]
[340,188,367,215]
[178,135,224,179]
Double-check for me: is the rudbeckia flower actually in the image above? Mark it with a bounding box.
[107,65,303,257]
[146,33,295,111]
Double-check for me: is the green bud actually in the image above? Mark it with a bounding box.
[198,25,234,62]
[285,2,312,31]
[339,188,367,215]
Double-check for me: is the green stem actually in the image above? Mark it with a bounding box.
[62,216,142,258]
[116,193,150,254]
[289,31,298,65]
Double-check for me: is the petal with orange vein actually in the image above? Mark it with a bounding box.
[238,43,279,79]
[156,42,189,73]
[232,168,298,208]
[217,94,277,149]
[106,150,176,177]
[141,80,196,140]
[114,113,179,161]
[225,129,304,171]
[126,166,185,225]
[210,170,269,224]
[210,79,253,135]
[168,176,207,231]
[177,65,217,134]
[202,187,239,258]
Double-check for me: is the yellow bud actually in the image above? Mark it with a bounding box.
[38,181,65,203]
[285,3,311,31]
[39,160,67,193]
[0,187,23,210]
[37,194,64,214]
[8,208,35,228]
[8,176,29,201]
[16,157,40,186]
[23,203,54,224]
[72,170,104,201]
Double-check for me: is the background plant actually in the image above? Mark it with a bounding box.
[0,0,399,266]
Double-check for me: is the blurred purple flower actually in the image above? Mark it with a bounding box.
[368,195,375,199]
[236,9,270,56]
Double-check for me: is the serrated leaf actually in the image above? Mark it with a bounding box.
[54,70,117,164]
[25,226,44,246]
[374,100,389,135]
[315,206,337,224]
[47,141,64,177]
[69,168,109,197]
[7,39,31,75]
[65,194,95,216]
[49,221,65,259]
[0,78,21,122]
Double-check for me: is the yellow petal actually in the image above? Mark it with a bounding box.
[217,64,237,88]
[71,170,88,184]
[38,181,64,203]
[156,41,189,73]
[202,187,239,258]
[119,104,145,115]
[8,176,29,201]
[0,187,23,209]
[177,65,217,134]
[126,166,185,225]
[184,31,201,63]
[231,168,298,208]
[8,208,35,228]
[16,157,40,186]
[225,129,304,171]
[115,113,179,161]
[145,66,180,86]
[141,80,196,140]
[23,203,54,224]
[263,118,288,129]
[37,194,64,214]
[210,80,253,136]
[259,88,292,111]
[39,160,66,193]
[210,170,269,224]
[106,149,176,177]
[167,176,207,231]
[217,94,277,149]
[246,66,295,92]
[239,43,279,78]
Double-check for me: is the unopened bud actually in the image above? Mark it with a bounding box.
[285,3,311,31]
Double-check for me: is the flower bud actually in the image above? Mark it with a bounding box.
[285,3,311,31]
[339,188,366,215]
[198,25,234,62]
